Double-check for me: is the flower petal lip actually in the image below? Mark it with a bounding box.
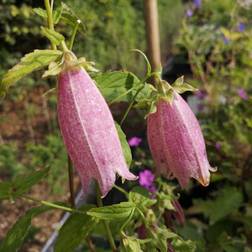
[147,91,215,187]
[57,65,137,197]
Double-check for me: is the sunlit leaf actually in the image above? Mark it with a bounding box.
[87,202,135,221]
[1,50,62,95]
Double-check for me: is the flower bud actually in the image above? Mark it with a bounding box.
[147,92,215,188]
[57,65,136,197]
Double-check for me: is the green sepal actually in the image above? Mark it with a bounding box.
[42,61,63,78]
[172,76,198,94]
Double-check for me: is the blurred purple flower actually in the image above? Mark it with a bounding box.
[223,36,230,45]
[238,23,245,32]
[186,9,193,17]
[237,88,248,100]
[193,0,202,8]
[195,89,207,100]
[215,142,221,151]
[139,169,156,191]
[128,136,142,147]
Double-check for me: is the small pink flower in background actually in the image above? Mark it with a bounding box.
[139,169,156,192]
[237,88,248,100]
[215,142,222,151]
[128,136,142,147]
[186,9,193,17]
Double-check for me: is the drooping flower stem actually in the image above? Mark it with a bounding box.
[44,0,56,50]
[67,156,75,208]
[96,185,117,252]
[69,20,81,50]
[120,85,145,126]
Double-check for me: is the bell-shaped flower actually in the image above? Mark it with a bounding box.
[147,79,215,188]
[57,53,136,197]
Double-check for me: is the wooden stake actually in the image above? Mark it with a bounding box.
[144,0,161,72]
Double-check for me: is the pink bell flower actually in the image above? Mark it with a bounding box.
[147,92,215,188]
[57,64,136,197]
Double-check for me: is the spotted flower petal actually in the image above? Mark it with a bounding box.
[57,66,136,197]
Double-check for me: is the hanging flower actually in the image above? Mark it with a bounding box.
[57,53,136,197]
[147,92,215,188]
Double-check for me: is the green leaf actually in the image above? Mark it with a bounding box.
[87,202,135,221]
[42,62,63,78]
[41,27,65,46]
[1,50,62,94]
[55,205,97,252]
[153,226,178,252]
[129,192,156,210]
[115,122,132,166]
[33,8,47,19]
[173,83,198,94]
[94,71,141,103]
[53,6,63,24]
[122,236,144,252]
[171,238,196,252]
[0,205,52,252]
[0,167,49,200]
[193,187,243,224]
[33,7,62,24]
[61,3,85,31]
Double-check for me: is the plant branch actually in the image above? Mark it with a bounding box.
[120,85,145,126]
[44,0,56,50]
[96,185,117,252]
[22,195,84,215]
[69,20,81,50]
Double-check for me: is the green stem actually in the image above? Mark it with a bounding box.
[44,0,56,50]
[22,195,84,214]
[96,185,117,252]
[69,20,81,50]
[68,156,75,208]
[113,184,128,197]
[120,85,145,126]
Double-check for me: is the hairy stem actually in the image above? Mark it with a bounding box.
[69,20,81,50]
[22,195,84,214]
[120,85,145,126]
[44,0,56,50]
